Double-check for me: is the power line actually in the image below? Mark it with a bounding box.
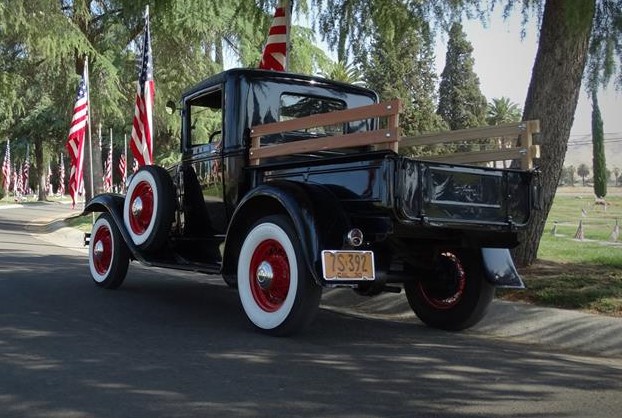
[567,137,622,147]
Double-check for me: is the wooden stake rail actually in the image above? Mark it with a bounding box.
[249,99,401,165]
[401,120,541,169]
[249,98,540,170]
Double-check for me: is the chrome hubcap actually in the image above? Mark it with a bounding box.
[131,197,143,217]
[94,240,104,256]
[256,261,274,290]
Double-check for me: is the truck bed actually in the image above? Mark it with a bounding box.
[256,151,536,232]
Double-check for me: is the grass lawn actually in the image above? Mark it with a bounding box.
[500,187,622,317]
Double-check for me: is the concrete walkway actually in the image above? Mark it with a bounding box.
[18,203,622,359]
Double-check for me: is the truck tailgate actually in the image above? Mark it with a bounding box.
[398,158,535,229]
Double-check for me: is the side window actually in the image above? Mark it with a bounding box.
[189,89,223,148]
[280,94,346,136]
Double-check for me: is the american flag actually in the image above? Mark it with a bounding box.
[47,163,53,195]
[22,151,30,195]
[118,153,126,193]
[130,6,154,167]
[66,68,88,208]
[12,163,18,194]
[103,138,113,192]
[1,140,10,192]
[118,153,126,179]
[259,1,290,72]
[16,163,23,195]
[59,154,66,196]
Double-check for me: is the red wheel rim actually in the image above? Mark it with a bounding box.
[92,224,113,275]
[418,252,466,310]
[249,239,290,312]
[128,180,154,235]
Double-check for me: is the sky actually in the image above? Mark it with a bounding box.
[457,11,622,137]
[450,11,622,168]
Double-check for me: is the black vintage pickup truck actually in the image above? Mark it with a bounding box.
[84,68,538,336]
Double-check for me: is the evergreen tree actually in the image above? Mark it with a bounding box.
[591,90,607,197]
[437,22,487,131]
[362,4,445,136]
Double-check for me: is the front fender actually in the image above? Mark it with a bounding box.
[223,182,350,285]
[481,248,524,288]
[83,194,145,262]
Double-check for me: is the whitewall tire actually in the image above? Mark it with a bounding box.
[88,213,130,289]
[123,165,174,252]
[237,215,322,336]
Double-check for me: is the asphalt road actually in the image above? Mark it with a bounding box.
[1,203,622,418]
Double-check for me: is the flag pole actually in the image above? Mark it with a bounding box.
[109,127,113,192]
[124,133,128,188]
[284,0,292,71]
[85,57,94,220]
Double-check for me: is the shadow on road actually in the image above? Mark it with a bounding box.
[1,252,621,417]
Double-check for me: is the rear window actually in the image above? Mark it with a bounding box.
[280,93,346,136]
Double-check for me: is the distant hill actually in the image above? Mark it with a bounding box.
[563,133,622,170]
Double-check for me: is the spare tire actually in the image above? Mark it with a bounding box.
[123,165,175,252]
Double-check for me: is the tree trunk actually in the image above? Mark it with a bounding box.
[512,0,595,266]
[34,137,47,202]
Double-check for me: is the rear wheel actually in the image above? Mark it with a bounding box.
[123,165,175,252]
[405,248,494,331]
[237,215,322,336]
[88,213,130,289]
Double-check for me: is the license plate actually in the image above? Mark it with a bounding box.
[321,250,375,280]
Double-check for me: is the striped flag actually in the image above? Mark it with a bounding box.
[103,137,113,192]
[12,163,18,194]
[259,1,291,72]
[59,154,66,196]
[1,140,9,192]
[22,149,30,194]
[47,163,52,195]
[130,6,154,167]
[118,153,126,179]
[66,67,89,208]
[16,163,23,195]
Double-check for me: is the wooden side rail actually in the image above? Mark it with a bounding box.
[401,120,540,170]
[249,99,401,165]
[248,94,539,170]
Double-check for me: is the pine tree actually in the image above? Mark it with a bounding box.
[362,5,445,136]
[437,22,487,131]
[591,90,607,198]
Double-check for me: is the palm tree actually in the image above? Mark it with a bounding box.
[487,97,522,125]
[487,97,522,168]
[577,163,590,186]
[319,60,364,85]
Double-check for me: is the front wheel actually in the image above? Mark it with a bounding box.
[405,248,494,331]
[88,213,130,289]
[237,215,322,336]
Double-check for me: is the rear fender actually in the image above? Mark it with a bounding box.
[223,182,350,286]
[83,194,145,261]
[481,248,524,288]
